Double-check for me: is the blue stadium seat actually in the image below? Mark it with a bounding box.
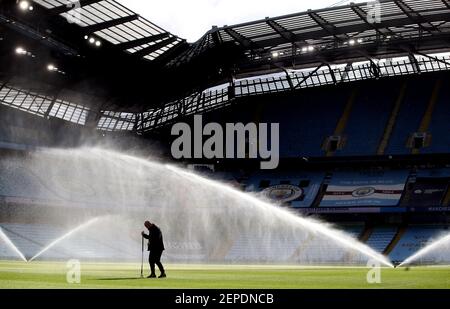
[260,89,348,157]
[386,78,435,155]
[337,82,397,156]
[389,226,448,263]
[422,80,450,154]
[365,227,397,253]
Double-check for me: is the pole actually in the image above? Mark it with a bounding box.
[140,234,144,278]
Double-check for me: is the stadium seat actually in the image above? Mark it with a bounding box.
[389,226,448,264]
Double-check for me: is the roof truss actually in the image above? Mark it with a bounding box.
[133,37,178,58]
[82,14,139,34]
[47,0,103,16]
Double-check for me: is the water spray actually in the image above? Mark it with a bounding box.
[165,164,394,268]
[28,217,102,262]
[6,148,397,267]
[0,227,27,262]
[398,233,450,267]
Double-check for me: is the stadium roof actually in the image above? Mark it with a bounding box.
[1,0,450,132]
[170,0,450,75]
[0,0,192,112]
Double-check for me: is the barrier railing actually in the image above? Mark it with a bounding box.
[131,53,450,132]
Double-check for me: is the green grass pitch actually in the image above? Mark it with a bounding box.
[0,261,449,289]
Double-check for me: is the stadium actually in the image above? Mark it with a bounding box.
[0,0,450,289]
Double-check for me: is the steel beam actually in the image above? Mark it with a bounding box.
[394,0,440,34]
[117,33,171,50]
[443,0,450,10]
[266,18,303,46]
[293,64,324,90]
[133,37,178,58]
[224,28,255,49]
[47,0,103,16]
[414,51,450,67]
[408,53,421,74]
[340,63,353,81]
[44,91,62,119]
[307,10,349,42]
[211,27,223,46]
[82,15,139,34]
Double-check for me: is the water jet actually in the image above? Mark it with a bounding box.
[0,227,27,262]
[398,232,450,267]
[29,217,102,262]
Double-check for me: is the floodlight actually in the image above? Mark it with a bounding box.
[19,1,31,11]
[15,47,26,55]
[47,64,57,72]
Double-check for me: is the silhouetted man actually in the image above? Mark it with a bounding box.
[142,221,166,278]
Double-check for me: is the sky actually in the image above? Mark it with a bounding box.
[116,0,356,42]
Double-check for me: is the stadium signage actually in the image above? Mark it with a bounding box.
[262,185,303,203]
[171,115,279,169]
[352,187,376,198]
